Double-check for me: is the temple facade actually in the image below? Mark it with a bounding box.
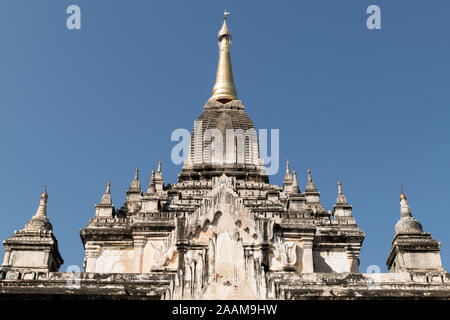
[1,15,449,300]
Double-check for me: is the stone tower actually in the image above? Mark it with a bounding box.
[1,188,63,280]
[386,188,444,273]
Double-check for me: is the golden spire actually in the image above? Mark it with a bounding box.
[209,10,238,103]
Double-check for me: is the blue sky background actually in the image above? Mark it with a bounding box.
[0,0,449,273]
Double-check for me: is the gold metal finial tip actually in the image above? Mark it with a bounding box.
[400,185,406,200]
[42,183,48,199]
[338,181,343,194]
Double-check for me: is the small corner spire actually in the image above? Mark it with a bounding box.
[400,185,412,217]
[336,181,348,204]
[157,160,162,173]
[128,168,142,192]
[291,170,300,194]
[147,169,156,194]
[305,169,317,192]
[284,160,292,180]
[35,184,49,218]
[100,180,112,205]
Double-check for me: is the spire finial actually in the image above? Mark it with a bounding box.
[400,185,406,200]
[147,169,156,194]
[34,184,49,218]
[335,181,348,204]
[99,180,113,205]
[209,11,238,103]
[290,170,300,193]
[399,185,412,217]
[157,160,162,173]
[286,160,290,173]
[135,168,139,180]
[307,169,312,182]
[42,182,48,200]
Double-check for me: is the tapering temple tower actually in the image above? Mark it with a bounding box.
[1,188,63,279]
[386,188,445,273]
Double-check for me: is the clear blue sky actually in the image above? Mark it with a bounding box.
[1,0,449,273]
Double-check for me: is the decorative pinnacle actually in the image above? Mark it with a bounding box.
[134,168,139,180]
[209,11,237,103]
[34,184,49,218]
[400,185,412,217]
[307,169,312,182]
[106,181,111,194]
[290,170,300,193]
[293,170,298,183]
[336,181,348,205]
[42,182,48,200]
[400,185,406,200]
[157,160,162,173]
[147,169,156,193]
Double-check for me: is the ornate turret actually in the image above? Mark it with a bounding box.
[1,187,63,276]
[155,160,164,192]
[24,187,52,231]
[128,168,142,193]
[95,181,115,217]
[332,181,354,219]
[387,188,444,273]
[290,170,301,194]
[147,169,156,194]
[304,169,320,203]
[126,168,143,214]
[283,160,293,192]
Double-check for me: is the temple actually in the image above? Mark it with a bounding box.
[1,14,449,300]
